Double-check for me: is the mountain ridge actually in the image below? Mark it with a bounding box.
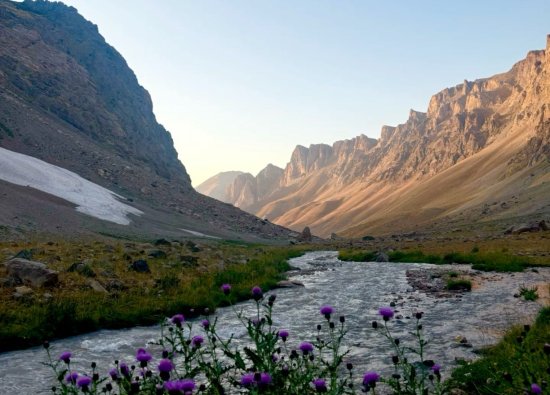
[200,36,550,237]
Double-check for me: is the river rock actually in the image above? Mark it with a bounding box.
[276,280,305,288]
[5,258,59,287]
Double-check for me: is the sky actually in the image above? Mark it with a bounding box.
[59,0,550,186]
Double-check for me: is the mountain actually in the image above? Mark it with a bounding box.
[202,36,550,238]
[195,171,244,203]
[200,164,284,212]
[0,0,294,242]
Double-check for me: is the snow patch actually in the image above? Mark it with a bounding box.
[0,147,142,225]
[179,228,221,239]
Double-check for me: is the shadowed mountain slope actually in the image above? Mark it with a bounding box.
[0,0,294,242]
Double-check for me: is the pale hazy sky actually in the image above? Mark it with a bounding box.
[59,0,550,186]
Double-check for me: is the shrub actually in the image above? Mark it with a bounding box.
[519,285,539,301]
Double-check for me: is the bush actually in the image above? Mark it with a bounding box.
[519,285,539,301]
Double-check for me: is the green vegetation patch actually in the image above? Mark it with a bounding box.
[0,239,306,351]
[450,307,550,394]
[338,248,535,272]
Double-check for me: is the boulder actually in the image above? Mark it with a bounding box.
[154,238,171,246]
[129,259,150,273]
[148,250,167,259]
[5,258,59,287]
[299,226,312,242]
[13,249,33,260]
[180,255,199,267]
[375,252,389,262]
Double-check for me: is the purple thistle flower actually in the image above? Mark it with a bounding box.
[158,359,174,372]
[109,368,118,380]
[278,329,289,341]
[59,351,71,363]
[363,371,380,387]
[221,283,231,295]
[251,286,263,300]
[431,364,441,375]
[313,378,328,392]
[320,305,334,318]
[171,314,185,326]
[192,335,204,347]
[120,362,130,377]
[136,348,152,363]
[180,379,195,392]
[201,319,210,329]
[299,341,314,354]
[76,376,92,389]
[378,307,394,321]
[164,380,182,395]
[240,373,255,387]
[531,383,542,394]
[258,372,272,387]
[65,371,79,384]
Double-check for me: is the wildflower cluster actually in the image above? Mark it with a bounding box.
[44,285,450,394]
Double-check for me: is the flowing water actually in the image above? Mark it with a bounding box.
[1,251,548,394]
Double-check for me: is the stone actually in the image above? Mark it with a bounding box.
[5,258,59,287]
[148,250,167,259]
[13,285,34,299]
[129,259,150,273]
[13,249,33,260]
[154,238,171,246]
[87,279,108,293]
[180,255,199,267]
[375,252,389,262]
[105,279,127,291]
[299,227,312,242]
[15,285,33,295]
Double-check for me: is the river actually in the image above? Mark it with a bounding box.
[1,251,548,394]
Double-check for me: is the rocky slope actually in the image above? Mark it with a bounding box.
[0,0,294,242]
[202,36,550,238]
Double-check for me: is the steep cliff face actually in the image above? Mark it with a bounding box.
[0,0,294,241]
[251,36,550,236]
[0,0,190,186]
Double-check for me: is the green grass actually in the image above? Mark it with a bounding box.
[446,278,472,291]
[338,249,377,262]
[449,307,550,394]
[519,285,539,301]
[338,248,536,272]
[0,240,305,351]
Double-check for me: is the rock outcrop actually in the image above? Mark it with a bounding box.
[5,258,59,287]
